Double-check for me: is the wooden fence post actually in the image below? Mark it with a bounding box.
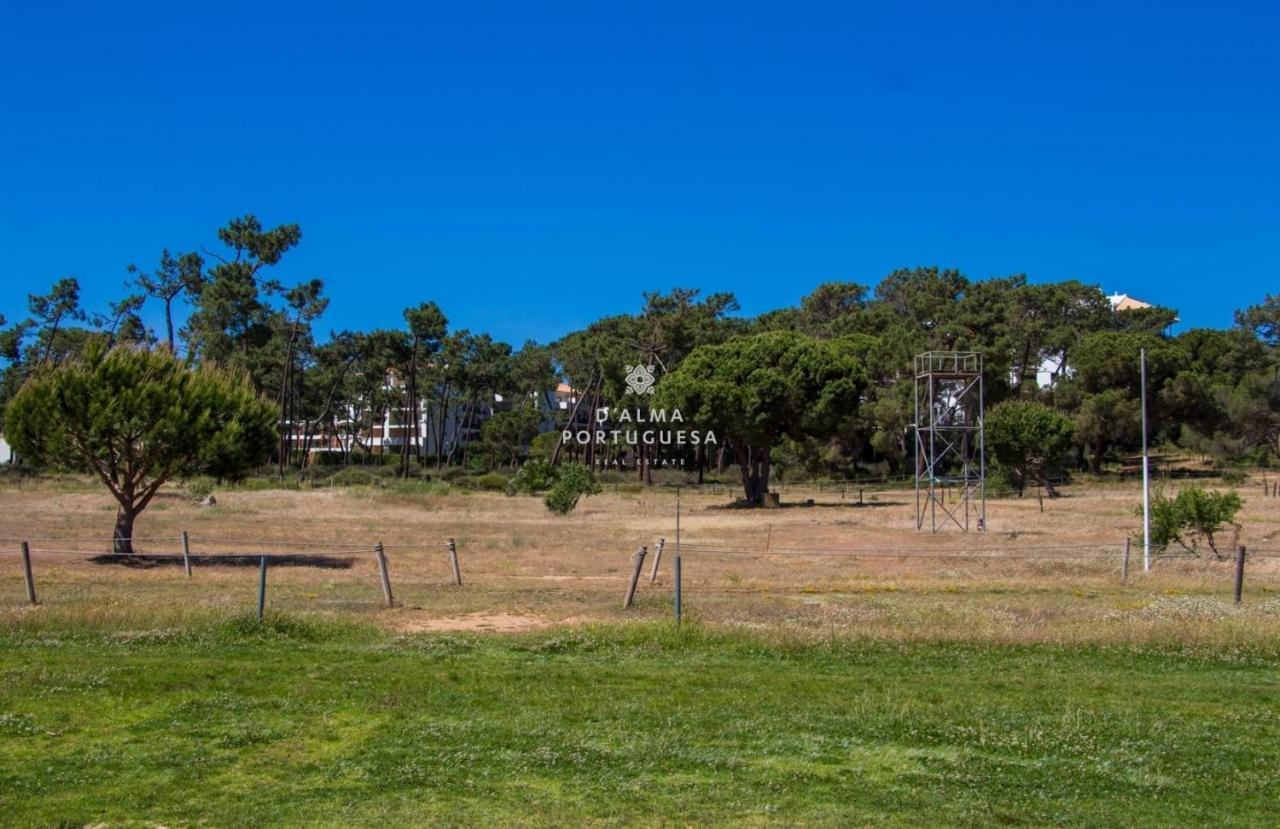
[375,542,394,607]
[447,538,462,586]
[257,556,268,622]
[648,538,665,583]
[674,554,682,624]
[623,546,647,609]
[20,541,36,605]
[1121,537,1130,582]
[180,531,192,578]
[1234,545,1247,605]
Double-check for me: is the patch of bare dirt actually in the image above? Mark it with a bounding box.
[393,612,555,633]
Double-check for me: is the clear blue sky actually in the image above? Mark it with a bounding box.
[1,1,1276,345]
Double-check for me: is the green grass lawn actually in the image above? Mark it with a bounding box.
[1,618,1277,828]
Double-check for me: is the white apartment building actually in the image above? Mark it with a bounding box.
[293,373,585,462]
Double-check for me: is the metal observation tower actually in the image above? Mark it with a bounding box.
[913,351,986,532]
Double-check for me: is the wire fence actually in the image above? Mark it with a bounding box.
[676,542,1280,560]
[1,532,465,620]
[3,529,1274,624]
[647,534,1272,623]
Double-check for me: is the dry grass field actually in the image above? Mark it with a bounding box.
[3,475,1279,646]
[5,475,1280,826]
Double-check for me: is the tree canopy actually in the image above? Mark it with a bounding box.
[656,330,866,504]
[5,344,276,552]
[2,215,1278,509]
[985,400,1074,494]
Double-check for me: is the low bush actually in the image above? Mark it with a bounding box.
[476,472,509,491]
[328,468,377,487]
[508,458,556,494]
[1146,486,1243,558]
[184,477,215,500]
[439,466,469,482]
[545,463,602,515]
[985,465,1020,499]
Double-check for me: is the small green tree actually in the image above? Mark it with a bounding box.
[1146,487,1243,558]
[507,457,556,495]
[480,408,542,469]
[985,400,1074,495]
[5,345,277,553]
[656,330,865,505]
[1073,389,1140,473]
[544,463,601,515]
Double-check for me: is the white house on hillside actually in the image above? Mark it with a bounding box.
[1032,291,1164,388]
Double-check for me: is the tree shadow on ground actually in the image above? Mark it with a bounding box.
[89,554,355,569]
[711,500,906,511]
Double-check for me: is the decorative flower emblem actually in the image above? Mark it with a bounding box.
[624,364,657,395]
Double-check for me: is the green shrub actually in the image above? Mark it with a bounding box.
[1220,469,1246,485]
[329,468,376,487]
[297,466,331,483]
[0,464,39,484]
[597,470,628,484]
[439,466,469,482]
[184,477,215,500]
[544,463,601,515]
[476,472,509,491]
[530,431,560,462]
[984,465,1019,499]
[648,467,694,486]
[508,458,557,494]
[985,400,1073,494]
[1145,486,1243,558]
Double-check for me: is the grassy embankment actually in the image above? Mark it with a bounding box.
[1,616,1277,827]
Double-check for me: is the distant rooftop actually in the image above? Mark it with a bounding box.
[1107,293,1154,312]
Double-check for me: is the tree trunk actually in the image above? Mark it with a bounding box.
[1016,341,1034,394]
[736,444,757,505]
[112,504,136,555]
[278,321,300,477]
[551,373,595,467]
[585,381,602,469]
[163,299,176,352]
[436,383,452,469]
[449,398,477,467]
[731,443,775,506]
[402,339,419,478]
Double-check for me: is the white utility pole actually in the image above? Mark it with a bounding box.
[1140,347,1151,571]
